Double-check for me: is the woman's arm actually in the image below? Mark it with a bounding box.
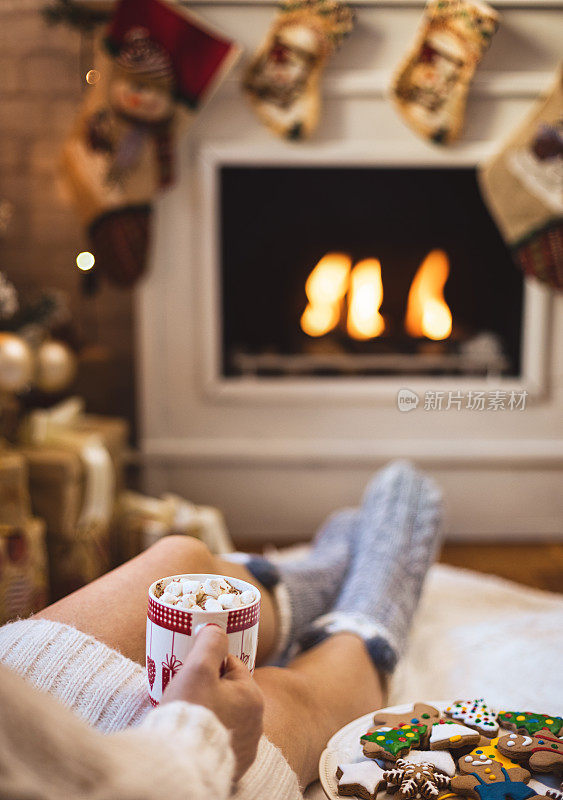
[0,661,235,800]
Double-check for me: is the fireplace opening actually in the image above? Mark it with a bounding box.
[220,166,523,378]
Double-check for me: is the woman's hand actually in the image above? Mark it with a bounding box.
[161,624,264,781]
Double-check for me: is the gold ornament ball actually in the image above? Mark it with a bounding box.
[0,332,34,392]
[35,340,77,393]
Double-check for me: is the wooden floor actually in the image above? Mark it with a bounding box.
[439,542,563,594]
[240,538,563,594]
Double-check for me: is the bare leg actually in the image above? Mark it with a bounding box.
[35,536,278,665]
[256,634,385,787]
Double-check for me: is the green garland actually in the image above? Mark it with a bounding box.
[42,0,110,33]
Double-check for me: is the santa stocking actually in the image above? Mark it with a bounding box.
[243,0,354,140]
[61,0,240,287]
[391,0,499,144]
[479,67,563,290]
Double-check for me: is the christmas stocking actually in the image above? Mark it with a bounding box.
[61,0,240,287]
[391,0,499,144]
[479,66,563,291]
[242,0,354,140]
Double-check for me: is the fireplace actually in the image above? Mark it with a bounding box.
[219,165,523,379]
[200,146,547,400]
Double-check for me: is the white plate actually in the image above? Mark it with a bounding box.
[317,700,562,800]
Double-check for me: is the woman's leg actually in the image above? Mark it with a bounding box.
[35,535,279,665]
[255,633,385,787]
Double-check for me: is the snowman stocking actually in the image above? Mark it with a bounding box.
[391,0,499,144]
[61,0,239,287]
[243,0,354,140]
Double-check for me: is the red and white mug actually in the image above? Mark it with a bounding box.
[146,572,261,705]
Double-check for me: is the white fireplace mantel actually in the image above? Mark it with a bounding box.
[138,0,563,541]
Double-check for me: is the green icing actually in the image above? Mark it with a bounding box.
[499,712,563,736]
[361,724,427,756]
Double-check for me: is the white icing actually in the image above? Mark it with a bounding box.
[446,699,499,735]
[521,736,533,746]
[505,741,515,747]
[430,723,478,744]
[465,756,472,762]
[465,756,493,765]
[337,760,386,794]
[402,750,456,777]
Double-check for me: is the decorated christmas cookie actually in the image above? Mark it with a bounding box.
[430,721,481,752]
[452,760,536,800]
[463,739,523,772]
[384,757,451,799]
[498,713,563,738]
[400,750,457,777]
[374,703,442,745]
[446,701,499,739]
[497,732,563,775]
[362,723,428,761]
[457,752,530,783]
[336,760,387,800]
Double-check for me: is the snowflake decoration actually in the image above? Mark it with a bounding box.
[384,758,451,799]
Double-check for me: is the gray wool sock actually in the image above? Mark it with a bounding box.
[297,460,443,674]
[225,508,356,657]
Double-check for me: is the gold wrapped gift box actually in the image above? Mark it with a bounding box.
[20,412,129,602]
[0,517,48,625]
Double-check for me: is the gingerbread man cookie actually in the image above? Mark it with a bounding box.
[336,760,387,800]
[446,700,499,739]
[458,751,530,783]
[452,760,535,800]
[373,703,442,745]
[362,723,428,761]
[498,713,563,738]
[462,740,523,772]
[384,758,451,799]
[497,732,563,775]
[429,721,481,752]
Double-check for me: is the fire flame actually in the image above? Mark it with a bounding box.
[300,252,351,337]
[404,249,452,340]
[346,259,385,340]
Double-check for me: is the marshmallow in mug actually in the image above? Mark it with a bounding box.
[155,576,256,611]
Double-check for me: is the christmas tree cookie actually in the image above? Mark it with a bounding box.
[446,700,499,738]
[498,712,563,737]
[362,723,428,761]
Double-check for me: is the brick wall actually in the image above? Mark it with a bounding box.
[0,0,136,433]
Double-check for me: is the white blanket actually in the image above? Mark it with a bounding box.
[304,562,563,799]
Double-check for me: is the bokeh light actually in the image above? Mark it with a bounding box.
[86,69,101,85]
[76,251,95,271]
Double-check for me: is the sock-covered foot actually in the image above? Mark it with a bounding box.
[298,460,443,674]
[224,508,356,656]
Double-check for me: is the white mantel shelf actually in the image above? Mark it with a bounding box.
[141,438,563,468]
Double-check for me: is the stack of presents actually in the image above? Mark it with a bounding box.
[0,399,233,625]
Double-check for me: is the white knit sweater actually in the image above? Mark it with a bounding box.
[0,619,302,800]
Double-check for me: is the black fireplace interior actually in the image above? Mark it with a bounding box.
[220,166,523,378]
